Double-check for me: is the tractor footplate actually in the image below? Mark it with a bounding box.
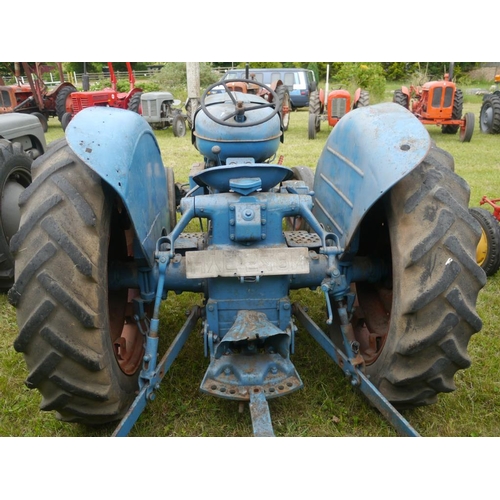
[284,230,321,248]
[200,351,303,401]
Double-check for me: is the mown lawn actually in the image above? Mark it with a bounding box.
[1,84,499,440]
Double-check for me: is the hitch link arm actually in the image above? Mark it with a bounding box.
[292,303,420,437]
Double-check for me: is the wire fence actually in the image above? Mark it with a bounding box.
[1,67,231,88]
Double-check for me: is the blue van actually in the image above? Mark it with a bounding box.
[220,67,316,109]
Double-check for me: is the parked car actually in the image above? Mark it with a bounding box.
[212,67,317,110]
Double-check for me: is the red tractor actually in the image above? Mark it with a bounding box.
[393,64,474,142]
[470,196,500,277]
[60,62,143,130]
[0,62,77,132]
[307,65,369,139]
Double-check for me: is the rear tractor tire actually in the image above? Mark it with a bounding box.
[127,92,143,114]
[276,84,291,131]
[55,85,77,122]
[8,139,147,424]
[353,89,370,109]
[392,89,409,109]
[442,89,463,134]
[343,144,486,409]
[479,93,500,134]
[0,140,32,291]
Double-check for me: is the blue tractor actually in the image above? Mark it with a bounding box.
[8,78,486,436]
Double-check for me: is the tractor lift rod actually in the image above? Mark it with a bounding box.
[112,306,201,437]
[293,303,420,437]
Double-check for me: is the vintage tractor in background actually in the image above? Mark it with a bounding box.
[307,65,369,140]
[479,73,500,134]
[308,85,369,139]
[140,92,188,137]
[211,66,291,132]
[7,77,485,437]
[470,196,500,276]
[393,64,474,142]
[0,113,46,291]
[60,62,143,130]
[0,63,77,132]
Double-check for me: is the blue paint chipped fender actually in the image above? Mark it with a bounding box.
[313,102,431,251]
[65,106,171,269]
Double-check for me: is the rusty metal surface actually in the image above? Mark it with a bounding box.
[249,390,275,437]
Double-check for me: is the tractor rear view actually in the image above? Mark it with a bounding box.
[393,64,474,142]
[60,63,143,130]
[7,75,485,437]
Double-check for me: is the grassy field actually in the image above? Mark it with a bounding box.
[1,85,500,439]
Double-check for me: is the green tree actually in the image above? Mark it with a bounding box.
[153,62,221,91]
[332,62,386,102]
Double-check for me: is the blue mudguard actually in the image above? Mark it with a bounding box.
[312,102,431,251]
[65,106,171,269]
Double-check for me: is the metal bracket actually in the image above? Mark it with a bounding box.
[112,305,201,437]
[293,303,420,437]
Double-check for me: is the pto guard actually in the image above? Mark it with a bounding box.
[65,106,170,269]
[313,102,431,251]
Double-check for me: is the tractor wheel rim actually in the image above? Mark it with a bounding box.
[476,228,488,266]
[482,106,493,129]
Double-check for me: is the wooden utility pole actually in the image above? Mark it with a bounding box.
[186,62,200,127]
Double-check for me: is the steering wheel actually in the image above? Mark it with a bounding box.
[201,78,280,127]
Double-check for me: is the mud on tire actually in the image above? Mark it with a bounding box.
[8,139,145,425]
[351,145,486,409]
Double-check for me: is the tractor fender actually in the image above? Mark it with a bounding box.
[65,106,170,269]
[400,86,410,99]
[312,102,431,251]
[319,88,325,105]
[352,87,362,103]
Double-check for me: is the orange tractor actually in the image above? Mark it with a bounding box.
[60,62,143,130]
[307,65,369,139]
[393,63,474,142]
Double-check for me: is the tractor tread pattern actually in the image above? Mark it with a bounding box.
[370,152,484,408]
[0,140,32,290]
[479,93,500,134]
[442,89,463,134]
[10,140,137,424]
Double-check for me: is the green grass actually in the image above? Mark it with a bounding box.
[1,85,500,438]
